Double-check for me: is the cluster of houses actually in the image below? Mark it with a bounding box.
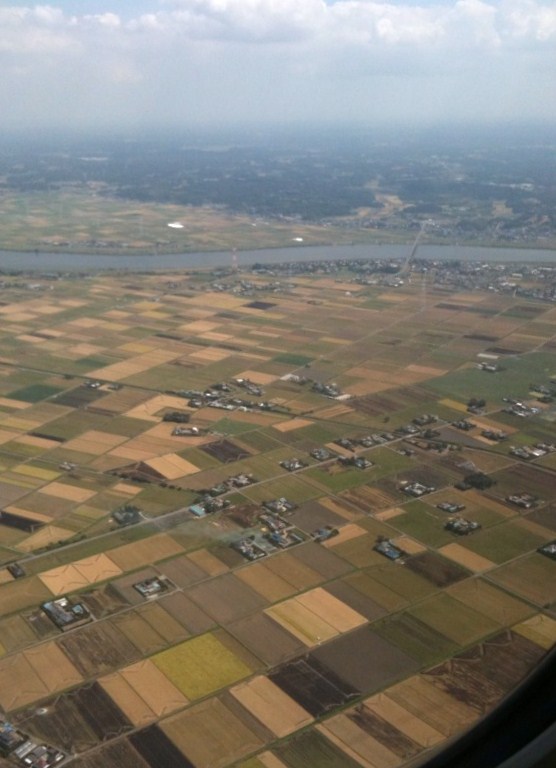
[280,458,308,472]
[41,597,92,632]
[400,481,436,497]
[133,576,172,599]
[445,517,481,535]
[188,475,254,516]
[168,380,286,415]
[0,721,64,768]
[538,541,556,561]
[502,399,540,418]
[510,443,556,460]
[437,502,466,514]
[374,538,406,562]
[506,493,540,509]
[231,502,305,561]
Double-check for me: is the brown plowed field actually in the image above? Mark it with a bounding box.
[231,676,313,738]
[386,675,477,737]
[186,573,268,625]
[64,739,151,768]
[291,541,353,580]
[235,562,299,603]
[58,621,141,679]
[111,611,172,656]
[309,627,419,695]
[347,702,425,760]
[227,613,305,667]
[81,583,130,618]
[133,601,192,645]
[340,484,400,514]
[324,581,387,622]
[14,682,132,754]
[201,438,252,463]
[317,716,402,768]
[161,697,265,768]
[405,552,470,588]
[158,592,216,635]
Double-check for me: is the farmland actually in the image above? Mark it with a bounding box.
[0,260,553,768]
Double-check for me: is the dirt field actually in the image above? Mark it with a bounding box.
[0,576,53,618]
[108,534,184,571]
[488,554,556,606]
[404,552,470,588]
[99,673,158,728]
[63,739,151,768]
[186,573,268,625]
[514,614,556,650]
[263,552,323,591]
[323,582,387,623]
[266,599,341,646]
[117,659,189,718]
[235,563,300,603]
[438,543,495,573]
[290,542,352,580]
[0,614,38,652]
[340,571,409,613]
[362,693,445,749]
[317,716,402,768]
[157,592,216,636]
[340,485,400,515]
[162,697,265,768]
[227,613,305,666]
[269,658,359,717]
[295,588,367,633]
[386,675,477,737]
[309,626,419,696]
[58,621,141,679]
[346,700,428,762]
[0,653,53,711]
[130,725,196,768]
[81,583,130,618]
[232,676,313,737]
[111,611,173,656]
[138,599,196,643]
[423,631,546,712]
[186,548,229,576]
[201,438,251,463]
[13,682,132,753]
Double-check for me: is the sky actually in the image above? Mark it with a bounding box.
[0,0,555,132]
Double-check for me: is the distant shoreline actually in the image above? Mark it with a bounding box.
[0,243,554,273]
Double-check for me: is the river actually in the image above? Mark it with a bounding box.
[0,243,553,272]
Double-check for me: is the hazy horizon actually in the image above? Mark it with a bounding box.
[1,1,555,133]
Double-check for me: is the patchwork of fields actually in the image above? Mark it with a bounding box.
[0,265,553,768]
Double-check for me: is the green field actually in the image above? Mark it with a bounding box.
[460,521,549,564]
[374,613,458,665]
[409,593,501,646]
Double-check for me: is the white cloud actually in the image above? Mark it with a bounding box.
[0,0,554,128]
[84,12,121,29]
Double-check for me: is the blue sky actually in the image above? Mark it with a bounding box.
[1,1,554,131]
